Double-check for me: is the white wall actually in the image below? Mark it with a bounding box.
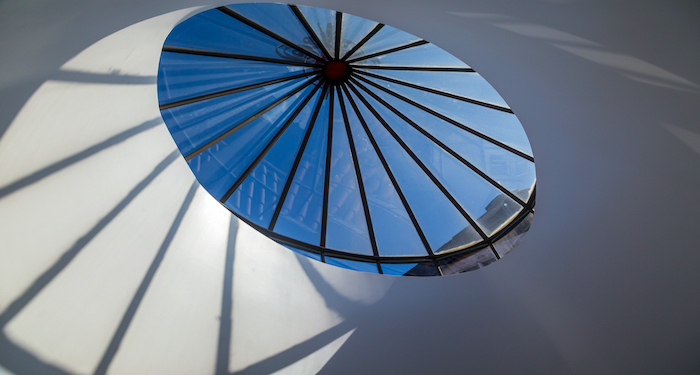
[1,1,699,374]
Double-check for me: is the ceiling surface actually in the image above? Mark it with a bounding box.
[1,0,699,374]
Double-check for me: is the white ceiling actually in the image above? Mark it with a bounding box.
[0,0,699,374]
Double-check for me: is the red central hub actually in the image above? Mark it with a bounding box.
[324,61,348,80]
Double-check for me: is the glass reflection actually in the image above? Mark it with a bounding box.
[165,10,313,63]
[162,77,310,157]
[189,84,316,201]
[363,89,523,238]
[346,24,421,61]
[158,52,312,104]
[227,88,323,227]
[340,13,378,58]
[343,90,429,257]
[227,3,325,59]
[297,5,336,56]
[324,93,373,255]
[362,78,534,157]
[273,95,331,245]
[438,247,496,275]
[493,212,533,257]
[353,88,535,202]
[353,88,475,251]
[381,263,419,276]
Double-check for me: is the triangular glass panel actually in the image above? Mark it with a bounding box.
[346,25,420,61]
[226,3,326,60]
[187,83,318,201]
[158,51,313,105]
[339,13,379,58]
[359,84,536,202]
[164,9,318,64]
[355,68,507,108]
[344,89,430,257]
[297,5,336,57]
[350,84,479,252]
[273,93,331,246]
[361,76,533,157]
[161,77,313,156]
[364,89,522,238]
[324,93,374,255]
[226,88,323,227]
[352,42,469,68]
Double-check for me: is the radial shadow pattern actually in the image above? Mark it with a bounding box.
[158,3,536,276]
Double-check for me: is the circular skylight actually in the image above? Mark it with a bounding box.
[157,3,536,276]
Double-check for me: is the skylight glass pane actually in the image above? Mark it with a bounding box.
[403,261,440,276]
[361,85,536,202]
[297,5,336,56]
[353,43,469,68]
[438,247,496,275]
[346,25,420,61]
[324,257,379,273]
[343,91,428,257]
[158,52,312,104]
[364,88,521,239]
[226,89,323,227]
[355,69,507,108]
[362,77,533,156]
[381,263,419,276]
[493,212,533,257]
[226,4,325,60]
[324,95,373,255]
[188,84,316,201]
[356,89,479,251]
[273,94,331,245]
[164,10,311,63]
[339,13,378,58]
[161,77,310,156]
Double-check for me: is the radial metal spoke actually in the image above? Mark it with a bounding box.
[184,76,320,161]
[269,82,330,231]
[289,5,332,60]
[352,74,535,162]
[159,70,320,110]
[320,88,335,247]
[354,66,475,72]
[334,11,342,60]
[219,80,325,203]
[347,78,490,243]
[342,83,434,256]
[218,6,327,63]
[355,69,513,113]
[336,85,379,257]
[346,40,428,64]
[162,46,320,67]
[349,77,528,208]
[341,23,384,62]
[489,243,501,260]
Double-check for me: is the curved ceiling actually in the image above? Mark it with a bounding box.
[0,0,699,374]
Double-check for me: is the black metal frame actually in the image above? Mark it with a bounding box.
[162,46,320,67]
[159,4,537,276]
